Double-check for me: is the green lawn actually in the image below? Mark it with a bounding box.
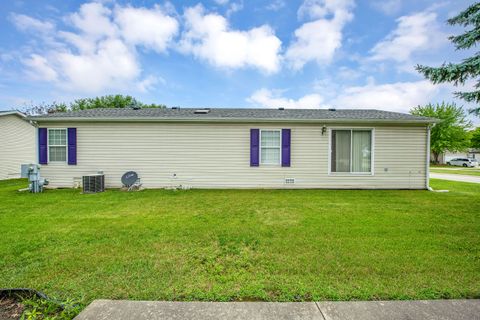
[431,167,480,176]
[0,179,479,306]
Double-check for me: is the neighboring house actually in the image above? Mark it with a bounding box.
[0,111,36,180]
[434,149,480,164]
[28,108,436,189]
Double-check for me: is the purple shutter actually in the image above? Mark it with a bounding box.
[38,128,48,164]
[67,128,77,165]
[250,129,259,167]
[282,129,291,167]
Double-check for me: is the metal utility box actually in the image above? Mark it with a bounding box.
[82,174,105,193]
[20,164,48,193]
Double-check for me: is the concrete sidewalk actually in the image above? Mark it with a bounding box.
[430,172,480,183]
[75,299,480,320]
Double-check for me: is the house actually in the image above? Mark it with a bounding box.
[0,111,36,179]
[28,108,436,189]
[433,149,480,164]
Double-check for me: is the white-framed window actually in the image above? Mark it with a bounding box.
[48,128,67,162]
[330,129,373,174]
[260,130,281,165]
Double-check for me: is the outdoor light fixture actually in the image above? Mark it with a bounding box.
[322,125,327,135]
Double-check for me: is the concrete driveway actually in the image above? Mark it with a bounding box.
[75,299,480,320]
[430,173,480,184]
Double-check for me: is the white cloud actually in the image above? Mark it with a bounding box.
[370,11,446,63]
[250,80,449,113]
[55,39,140,92]
[226,1,243,16]
[9,13,55,34]
[0,53,14,63]
[297,0,353,20]
[248,88,324,109]
[213,0,243,16]
[266,0,286,11]
[115,5,179,52]
[68,2,117,40]
[370,0,401,15]
[58,30,97,54]
[332,80,441,112]
[214,0,230,5]
[23,54,58,81]
[286,0,355,69]
[10,2,178,93]
[179,4,282,73]
[137,75,162,92]
[337,66,361,80]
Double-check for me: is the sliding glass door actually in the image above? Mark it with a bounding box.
[331,129,372,174]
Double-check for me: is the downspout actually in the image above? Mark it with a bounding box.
[426,125,431,190]
[31,121,39,165]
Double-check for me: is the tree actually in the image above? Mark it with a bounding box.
[22,102,68,115]
[23,95,166,115]
[411,102,471,163]
[416,2,480,116]
[70,95,139,111]
[471,127,480,149]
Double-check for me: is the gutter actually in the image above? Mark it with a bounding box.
[27,116,438,125]
[426,125,431,190]
[0,111,26,118]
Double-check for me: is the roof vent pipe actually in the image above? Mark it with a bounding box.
[278,107,285,110]
[194,108,210,114]
[328,107,336,111]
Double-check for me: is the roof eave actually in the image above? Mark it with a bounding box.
[28,116,437,124]
[1,111,26,118]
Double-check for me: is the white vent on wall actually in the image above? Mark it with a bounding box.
[285,178,295,184]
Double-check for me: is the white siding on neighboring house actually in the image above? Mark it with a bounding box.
[37,121,428,189]
[0,114,36,179]
[444,151,479,162]
[444,152,465,163]
[433,150,480,164]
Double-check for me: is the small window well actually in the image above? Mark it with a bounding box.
[194,109,210,114]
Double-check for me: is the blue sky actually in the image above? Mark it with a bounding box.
[0,0,477,123]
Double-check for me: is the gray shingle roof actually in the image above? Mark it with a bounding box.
[28,107,436,123]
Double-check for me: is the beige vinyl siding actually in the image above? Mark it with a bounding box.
[0,115,36,179]
[38,121,428,189]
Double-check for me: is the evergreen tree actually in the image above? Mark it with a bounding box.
[416,3,480,116]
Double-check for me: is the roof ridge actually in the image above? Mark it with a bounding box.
[27,107,436,123]
[45,107,414,112]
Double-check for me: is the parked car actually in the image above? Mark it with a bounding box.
[446,158,479,167]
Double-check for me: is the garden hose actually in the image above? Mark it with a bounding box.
[0,288,67,309]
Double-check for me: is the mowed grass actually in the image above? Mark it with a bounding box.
[0,179,479,305]
[431,168,480,176]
